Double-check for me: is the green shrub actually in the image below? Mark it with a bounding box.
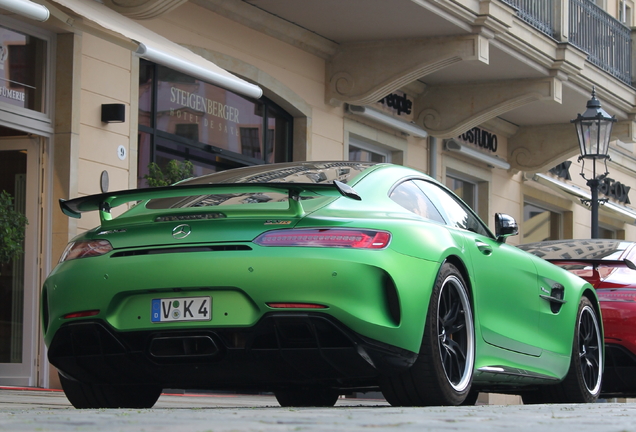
[0,190,28,268]
[144,160,194,187]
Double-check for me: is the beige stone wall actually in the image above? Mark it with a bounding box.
[76,34,135,232]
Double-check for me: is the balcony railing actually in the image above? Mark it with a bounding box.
[500,0,555,38]
[569,0,631,85]
[500,0,632,86]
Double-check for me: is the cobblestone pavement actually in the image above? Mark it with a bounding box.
[0,387,635,432]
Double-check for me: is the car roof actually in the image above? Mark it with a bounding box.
[518,239,636,261]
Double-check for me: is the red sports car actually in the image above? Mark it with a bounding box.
[519,239,636,398]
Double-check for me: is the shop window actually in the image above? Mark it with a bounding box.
[348,137,390,163]
[240,127,261,159]
[599,226,617,239]
[0,23,48,114]
[446,175,477,212]
[138,60,292,187]
[175,124,199,142]
[523,202,562,242]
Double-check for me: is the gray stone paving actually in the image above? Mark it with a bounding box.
[0,388,635,432]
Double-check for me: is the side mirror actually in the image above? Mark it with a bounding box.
[495,213,518,243]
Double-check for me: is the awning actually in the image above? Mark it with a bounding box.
[0,0,49,21]
[39,0,263,99]
[532,173,636,225]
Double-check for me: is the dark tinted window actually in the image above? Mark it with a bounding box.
[413,179,491,237]
[389,180,445,223]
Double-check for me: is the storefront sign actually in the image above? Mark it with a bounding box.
[600,178,631,204]
[0,86,25,103]
[170,88,240,122]
[458,127,498,153]
[549,161,572,181]
[378,92,412,115]
[550,162,631,204]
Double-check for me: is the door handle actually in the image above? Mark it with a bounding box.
[475,240,493,256]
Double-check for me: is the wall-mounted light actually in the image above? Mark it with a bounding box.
[101,104,126,123]
[444,139,510,170]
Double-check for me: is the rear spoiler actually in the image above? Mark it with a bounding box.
[547,259,636,271]
[59,180,361,223]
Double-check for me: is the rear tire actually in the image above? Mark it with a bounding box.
[274,387,339,407]
[59,373,162,409]
[380,262,475,406]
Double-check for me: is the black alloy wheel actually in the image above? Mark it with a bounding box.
[576,300,603,397]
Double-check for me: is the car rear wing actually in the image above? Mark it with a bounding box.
[547,259,636,271]
[59,180,361,223]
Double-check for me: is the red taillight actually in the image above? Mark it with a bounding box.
[254,228,391,249]
[267,303,327,309]
[63,310,100,319]
[59,240,113,263]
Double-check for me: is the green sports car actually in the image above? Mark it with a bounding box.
[42,161,602,408]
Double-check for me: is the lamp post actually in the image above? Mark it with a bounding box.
[571,88,616,239]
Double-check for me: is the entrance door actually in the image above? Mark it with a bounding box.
[0,137,39,386]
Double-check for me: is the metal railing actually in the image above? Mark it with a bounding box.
[499,0,555,38]
[500,0,632,85]
[569,0,631,85]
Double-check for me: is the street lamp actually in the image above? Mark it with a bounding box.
[571,87,616,238]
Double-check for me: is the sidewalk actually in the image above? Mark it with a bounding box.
[0,386,635,432]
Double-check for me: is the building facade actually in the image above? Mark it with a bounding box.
[1,0,636,389]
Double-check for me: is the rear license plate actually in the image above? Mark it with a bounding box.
[151,296,212,323]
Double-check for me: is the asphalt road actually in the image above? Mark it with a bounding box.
[1,387,635,432]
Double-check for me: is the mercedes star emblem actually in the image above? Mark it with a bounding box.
[172,224,192,239]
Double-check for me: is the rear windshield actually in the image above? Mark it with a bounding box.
[147,161,375,209]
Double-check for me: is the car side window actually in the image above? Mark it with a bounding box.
[389,180,445,223]
[412,179,492,238]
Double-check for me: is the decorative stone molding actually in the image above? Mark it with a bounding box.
[414,77,562,139]
[613,121,636,144]
[325,35,489,107]
[509,120,636,173]
[102,0,187,20]
[508,124,579,173]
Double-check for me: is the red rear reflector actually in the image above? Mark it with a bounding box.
[254,228,391,249]
[598,291,636,302]
[63,310,100,319]
[267,303,327,309]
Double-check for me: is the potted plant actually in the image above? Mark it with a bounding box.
[0,190,28,274]
[144,160,194,187]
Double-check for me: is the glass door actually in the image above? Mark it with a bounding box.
[0,137,39,386]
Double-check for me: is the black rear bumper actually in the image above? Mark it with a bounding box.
[48,313,417,392]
